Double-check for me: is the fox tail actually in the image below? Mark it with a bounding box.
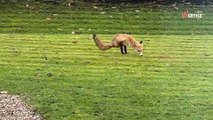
[92,34,112,51]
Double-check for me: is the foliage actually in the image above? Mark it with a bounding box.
[1,0,212,4]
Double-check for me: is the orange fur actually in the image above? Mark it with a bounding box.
[92,34,144,55]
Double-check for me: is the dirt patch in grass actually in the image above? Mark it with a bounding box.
[0,91,42,120]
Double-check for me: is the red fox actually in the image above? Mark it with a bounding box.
[92,34,144,56]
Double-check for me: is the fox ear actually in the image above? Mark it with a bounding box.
[93,34,96,39]
[139,41,143,44]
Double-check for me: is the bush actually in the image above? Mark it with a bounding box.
[1,0,210,4]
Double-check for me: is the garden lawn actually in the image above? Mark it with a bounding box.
[0,2,213,120]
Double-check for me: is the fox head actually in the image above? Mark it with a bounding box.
[134,41,144,56]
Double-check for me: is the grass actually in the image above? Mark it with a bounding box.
[0,2,213,120]
[0,2,213,34]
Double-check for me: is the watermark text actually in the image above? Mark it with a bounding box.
[182,10,202,19]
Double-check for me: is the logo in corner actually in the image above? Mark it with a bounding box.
[182,9,203,19]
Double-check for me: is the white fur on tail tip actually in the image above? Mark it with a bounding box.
[140,52,143,56]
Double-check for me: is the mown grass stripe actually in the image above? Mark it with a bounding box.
[0,2,213,119]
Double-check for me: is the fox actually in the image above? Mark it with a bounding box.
[92,34,144,56]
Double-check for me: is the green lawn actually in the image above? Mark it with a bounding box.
[0,2,213,120]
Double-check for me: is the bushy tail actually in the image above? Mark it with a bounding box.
[92,34,112,51]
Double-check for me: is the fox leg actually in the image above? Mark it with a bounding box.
[124,46,127,53]
[120,46,125,54]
